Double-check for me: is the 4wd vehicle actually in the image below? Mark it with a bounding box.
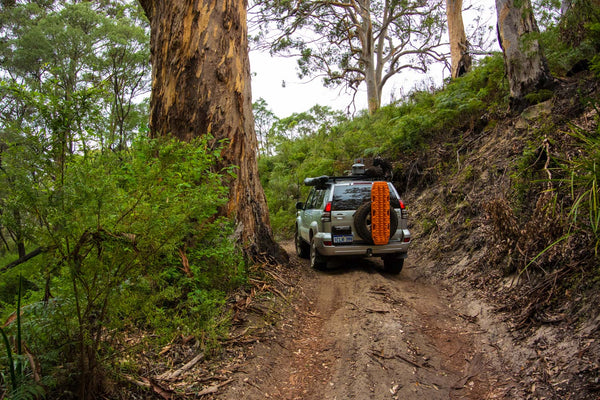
[294,163,411,274]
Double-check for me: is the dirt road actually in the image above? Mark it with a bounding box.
[220,246,517,399]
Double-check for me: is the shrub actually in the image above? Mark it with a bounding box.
[0,136,243,398]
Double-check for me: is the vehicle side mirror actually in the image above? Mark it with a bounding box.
[296,201,304,210]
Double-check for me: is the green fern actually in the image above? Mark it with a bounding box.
[0,276,45,399]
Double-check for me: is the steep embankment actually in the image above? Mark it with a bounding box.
[402,73,600,399]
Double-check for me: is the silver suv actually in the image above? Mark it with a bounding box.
[294,165,411,273]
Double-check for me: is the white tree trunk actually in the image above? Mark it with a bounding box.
[446,0,471,78]
[357,0,380,114]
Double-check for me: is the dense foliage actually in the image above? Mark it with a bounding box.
[1,0,599,397]
[258,53,508,238]
[1,136,244,398]
[258,0,600,243]
[0,2,245,398]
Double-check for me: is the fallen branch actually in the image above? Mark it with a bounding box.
[124,376,174,400]
[346,301,360,310]
[395,354,425,369]
[270,286,290,302]
[1,247,44,273]
[155,353,204,381]
[371,350,425,369]
[196,378,234,396]
[365,308,390,314]
[123,374,151,388]
[264,269,291,287]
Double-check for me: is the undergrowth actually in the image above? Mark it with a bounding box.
[0,137,246,398]
[481,87,600,326]
[259,53,509,238]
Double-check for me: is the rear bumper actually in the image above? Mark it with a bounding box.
[314,229,411,257]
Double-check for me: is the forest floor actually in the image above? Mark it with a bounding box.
[214,243,521,400]
[137,237,596,400]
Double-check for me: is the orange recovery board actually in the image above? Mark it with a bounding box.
[371,182,390,245]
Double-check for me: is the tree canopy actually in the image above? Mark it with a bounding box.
[250,0,448,114]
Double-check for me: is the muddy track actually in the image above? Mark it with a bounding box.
[220,245,517,399]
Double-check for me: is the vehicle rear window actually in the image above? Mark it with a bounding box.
[332,185,371,210]
[331,183,401,210]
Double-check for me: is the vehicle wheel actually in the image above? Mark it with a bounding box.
[354,201,398,244]
[310,236,328,270]
[382,255,404,274]
[295,227,310,259]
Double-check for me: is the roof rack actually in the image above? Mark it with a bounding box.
[303,163,389,187]
[304,174,387,187]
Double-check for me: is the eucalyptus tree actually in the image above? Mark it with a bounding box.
[495,0,553,108]
[446,0,472,78]
[250,0,447,114]
[137,0,286,262]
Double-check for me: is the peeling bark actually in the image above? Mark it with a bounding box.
[446,0,471,79]
[495,0,553,109]
[140,0,287,263]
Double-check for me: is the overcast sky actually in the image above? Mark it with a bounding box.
[248,50,447,119]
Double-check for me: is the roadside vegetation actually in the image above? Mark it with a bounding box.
[0,0,599,398]
[258,1,600,376]
[258,52,508,239]
[0,2,246,398]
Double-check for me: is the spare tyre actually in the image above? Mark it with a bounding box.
[354,201,398,244]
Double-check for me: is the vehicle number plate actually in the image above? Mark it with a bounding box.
[333,235,353,245]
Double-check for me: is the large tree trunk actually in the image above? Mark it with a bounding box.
[356,0,380,115]
[496,0,553,110]
[446,0,472,78]
[138,0,286,263]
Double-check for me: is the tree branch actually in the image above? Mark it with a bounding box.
[1,247,45,273]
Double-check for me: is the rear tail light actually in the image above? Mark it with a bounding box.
[399,201,408,219]
[321,202,332,222]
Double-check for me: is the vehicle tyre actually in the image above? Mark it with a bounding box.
[295,227,310,259]
[382,255,404,274]
[354,201,399,244]
[310,236,328,270]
